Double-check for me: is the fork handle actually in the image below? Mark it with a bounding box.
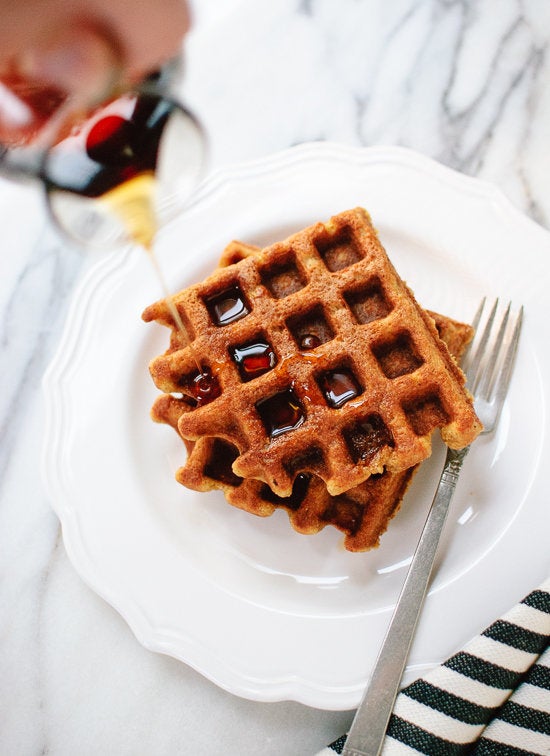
[342,445,470,756]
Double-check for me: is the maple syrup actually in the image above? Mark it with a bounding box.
[192,367,221,407]
[176,364,221,407]
[299,333,321,350]
[43,92,207,376]
[100,172,157,248]
[136,211,202,372]
[287,306,334,351]
[318,368,362,409]
[44,93,172,198]
[1,82,208,380]
[231,340,276,381]
[256,389,305,439]
[205,285,250,327]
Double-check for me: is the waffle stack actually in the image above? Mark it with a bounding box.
[143,208,481,550]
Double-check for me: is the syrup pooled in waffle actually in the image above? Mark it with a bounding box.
[143,208,481,497]
[150,302,473,551]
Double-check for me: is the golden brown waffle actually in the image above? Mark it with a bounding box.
[215,239,474,364]
[150,299,473,551]
[143,208,481,498]
[218,239,259,268]
[146,232,476,551]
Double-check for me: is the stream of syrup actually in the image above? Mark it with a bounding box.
[96,129,217,401]
[1,77,218,404]
[101,171,189,336]
[48,93,215,397]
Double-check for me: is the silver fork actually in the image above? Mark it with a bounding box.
[342,299,523,756]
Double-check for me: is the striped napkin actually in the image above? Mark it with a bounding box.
[318,578,550,755]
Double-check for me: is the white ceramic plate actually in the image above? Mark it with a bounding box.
[42,143,550,710]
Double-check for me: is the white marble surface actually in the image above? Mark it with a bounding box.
[1,1,549,754]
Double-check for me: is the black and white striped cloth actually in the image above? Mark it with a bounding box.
[318,578,550,755]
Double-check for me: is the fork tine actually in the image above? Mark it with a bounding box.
[488,305,523,424]
[464,299,498,389]
[476,302,511,400]
[461,299,486,373]
[470,297,486,333]
[341,297,522,756]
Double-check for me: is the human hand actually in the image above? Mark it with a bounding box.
[1,0,190,115]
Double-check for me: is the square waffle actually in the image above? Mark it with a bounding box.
[143,208,481,499]
[150,298,474,551]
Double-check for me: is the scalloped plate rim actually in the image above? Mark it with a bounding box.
[41,142,550,709]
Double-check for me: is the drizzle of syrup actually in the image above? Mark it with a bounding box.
[256,389,305,439]
[206,285,250,326]
[145,246,202,373]
[299,333,321,350]
[232,340,276,381]
[192,367,221,407]
[319,369,362,409]
[0,83,208,388]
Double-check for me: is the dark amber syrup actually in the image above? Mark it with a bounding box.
[319,369,362,409]
[192,367,221,407]
[205,285,250,326]
[177,365,221,407]
[256,389,305,439]
[44,93,174,197]
[8,90,207,379]
[47,93,205,376]
[299,333,321,350]
[232,340,276,381]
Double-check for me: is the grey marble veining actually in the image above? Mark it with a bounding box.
[186,0,550,227]
[0,227,83,485]
[1,1,549,754]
